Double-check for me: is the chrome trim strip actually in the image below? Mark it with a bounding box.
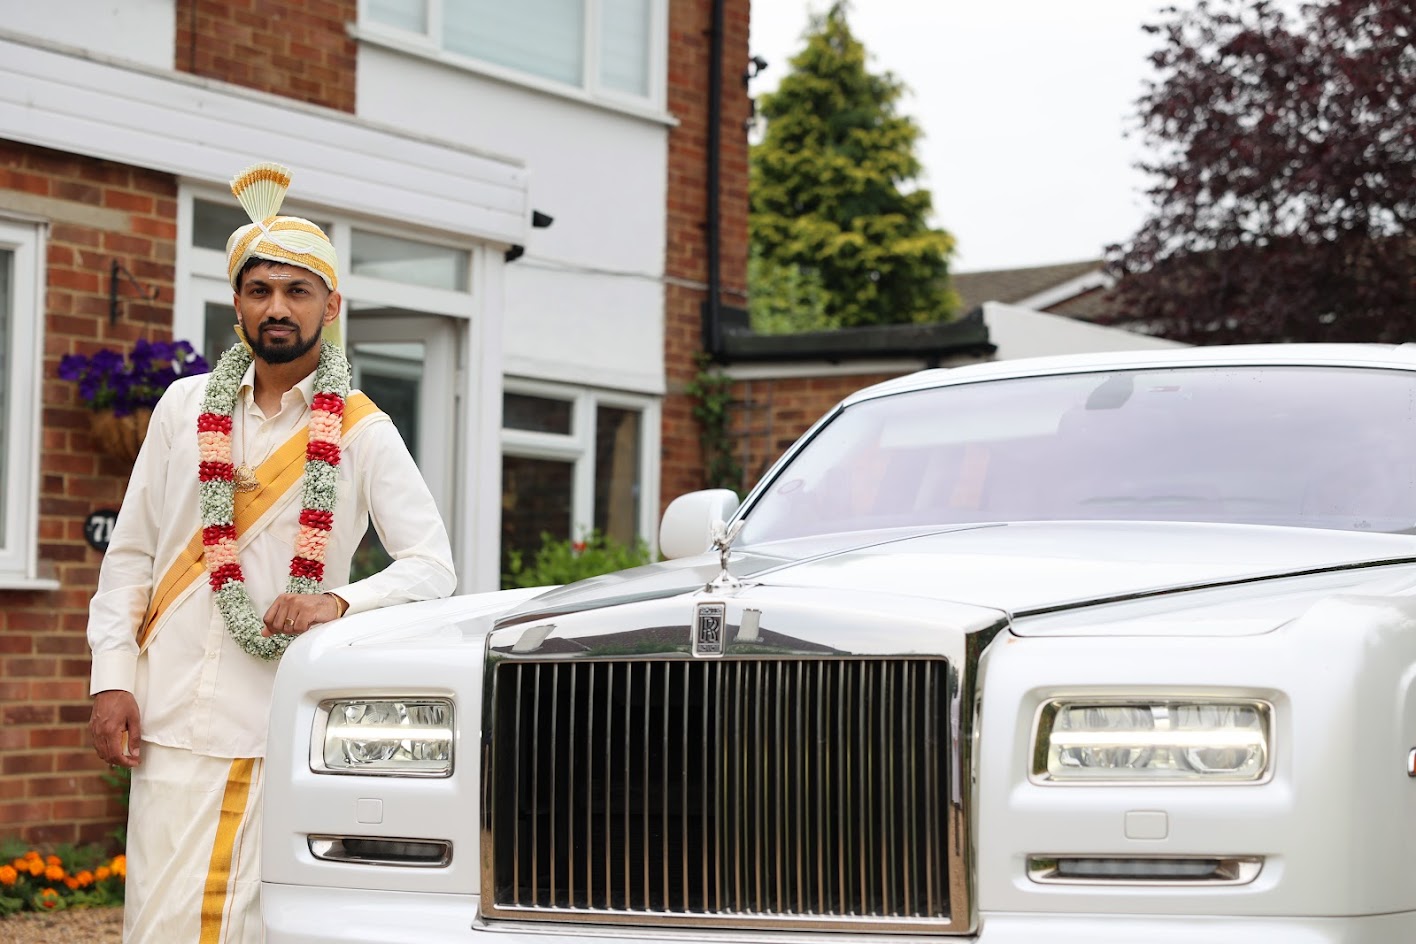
[1027,855,1264,886]
[566,665,576,906]
[308,835,451,868]
[512,670,523,905]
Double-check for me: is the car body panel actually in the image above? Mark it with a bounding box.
[263,344,1416,941]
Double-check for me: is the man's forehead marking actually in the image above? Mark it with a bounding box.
[247,268,314,283]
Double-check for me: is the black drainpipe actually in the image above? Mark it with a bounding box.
[703,0,726,359]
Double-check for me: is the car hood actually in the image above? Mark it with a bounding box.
[504,521,1416,627]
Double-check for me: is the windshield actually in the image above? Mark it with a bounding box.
[738,366,1416,544]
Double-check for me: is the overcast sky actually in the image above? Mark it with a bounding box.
[746,1,1208,273]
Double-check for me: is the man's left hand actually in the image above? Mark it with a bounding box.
[262,592,344,638]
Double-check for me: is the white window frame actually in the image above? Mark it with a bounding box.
[501,378,660,552]
[355,0,670,119]
[0,216,54,588]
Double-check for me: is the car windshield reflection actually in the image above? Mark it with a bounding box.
[739,366,1416,544]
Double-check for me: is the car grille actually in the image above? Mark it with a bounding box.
[482,657,953,930]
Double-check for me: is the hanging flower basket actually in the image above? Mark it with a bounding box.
[89,407,153,463]
[58,339,209,465]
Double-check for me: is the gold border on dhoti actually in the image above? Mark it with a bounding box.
[199,756,258,944]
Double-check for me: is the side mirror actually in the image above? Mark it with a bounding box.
[659,489,741,560]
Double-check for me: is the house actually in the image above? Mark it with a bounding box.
[0,0,750,844]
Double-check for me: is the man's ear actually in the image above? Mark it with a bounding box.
[322,290,342,327]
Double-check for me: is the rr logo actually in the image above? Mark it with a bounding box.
[693,602,726,657]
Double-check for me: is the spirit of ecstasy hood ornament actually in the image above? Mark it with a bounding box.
[706,518,743,594]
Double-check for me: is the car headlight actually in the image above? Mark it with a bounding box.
[313,698,454,777]
[1033,699,1270,783]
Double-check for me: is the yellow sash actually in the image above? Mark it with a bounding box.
[137,392,379,648]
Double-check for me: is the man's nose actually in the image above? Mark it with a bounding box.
[265,289,292,315]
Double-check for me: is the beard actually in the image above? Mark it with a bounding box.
[248,319,321,364]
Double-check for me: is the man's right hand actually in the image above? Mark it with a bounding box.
[90,690,142,768]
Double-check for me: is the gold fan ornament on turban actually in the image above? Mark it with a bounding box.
[224,162,339,291]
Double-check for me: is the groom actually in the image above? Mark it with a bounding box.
[86,162,456,942]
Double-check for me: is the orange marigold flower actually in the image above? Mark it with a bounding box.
[27,859,44,877]
[95,866,111,881]
[10,857,24,870]
[0,865,17,885]
[64,877,79,890]
[110,854,126,877]
[44,864,64,882]
[45,854,61,867]
[76,870,94,887]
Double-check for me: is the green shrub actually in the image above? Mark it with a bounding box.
[503,531,652,589]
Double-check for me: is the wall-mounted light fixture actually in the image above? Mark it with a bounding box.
[109,260,159,326]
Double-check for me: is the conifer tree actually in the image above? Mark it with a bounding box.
[750,1,957,332]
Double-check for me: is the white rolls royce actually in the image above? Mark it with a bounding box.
[262,344,1416,942]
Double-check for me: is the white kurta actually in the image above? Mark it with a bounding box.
[87,364,457,757]
[86,363,457,943]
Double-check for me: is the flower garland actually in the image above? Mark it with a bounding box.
[197,340,349,660]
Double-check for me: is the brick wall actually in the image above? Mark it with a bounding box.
[662,0,753,507]
[728,372,906,491]
[174,0,357,113]
[0,141,177,845]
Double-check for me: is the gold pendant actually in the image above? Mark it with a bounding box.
[233,463,260,493]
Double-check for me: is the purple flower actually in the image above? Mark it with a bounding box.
[91,350,124,374]
[58,354,88,382]
[58,338,211,414]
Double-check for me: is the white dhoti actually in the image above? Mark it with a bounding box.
[124,743,265,944]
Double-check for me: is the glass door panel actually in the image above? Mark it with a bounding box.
[347,313,458,582]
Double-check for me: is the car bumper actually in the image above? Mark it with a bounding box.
[263,885,1416,944]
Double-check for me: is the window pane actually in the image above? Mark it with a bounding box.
[194,199,331,252]
[503,392,572,434]
[599,0,650,97]
[445,0,584,87]
[594,406,641,545]
[368,0,427,33]
[193,200,252,251]
[350,230,469,291]
[502,455,573,585]
[203,301,237,368]
[0,249,11,537]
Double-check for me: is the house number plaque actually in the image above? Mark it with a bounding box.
[84,509,120,552]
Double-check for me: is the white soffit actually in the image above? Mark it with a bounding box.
[0,33,530,246]
[1014,268,1114,311]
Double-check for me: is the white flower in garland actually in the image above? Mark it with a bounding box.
[197,340,350,660]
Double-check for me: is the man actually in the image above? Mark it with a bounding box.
[86,162,456,942]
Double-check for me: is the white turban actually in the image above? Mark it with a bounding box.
[225,162,338,291]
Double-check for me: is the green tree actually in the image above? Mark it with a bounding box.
[750,1,958,332]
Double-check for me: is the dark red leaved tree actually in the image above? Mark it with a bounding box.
[1105,0,1414,343]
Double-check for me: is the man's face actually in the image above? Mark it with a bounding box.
[233,262,340,365]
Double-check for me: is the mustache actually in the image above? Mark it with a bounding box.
[259,319,299,332]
